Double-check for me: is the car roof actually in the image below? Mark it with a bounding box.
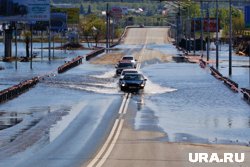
[123,55,134,58]
[122,69,138,72]
[119,60,133,63]
[124,73,142,76]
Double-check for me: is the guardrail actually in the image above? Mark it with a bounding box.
[210,66,223,80]
[208,66,239,92]
[85,48,105,61]
[0,77,39,103]
[241,88,250,103]
[222,77,239,92]
[58,56,83,73]
[199,59,206,68]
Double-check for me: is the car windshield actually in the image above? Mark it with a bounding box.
[122,71,137,75]
[118,63,133,68]
[122,57,133,60]
[123,74,143,80]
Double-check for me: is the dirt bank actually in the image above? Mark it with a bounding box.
[91,52,124,65]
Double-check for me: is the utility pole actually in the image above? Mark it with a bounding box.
[48,19,51,61]
[206,2,210,62]
[30,24,33,69]
[176,3,181,48]
[185,19,188,52]
[41,31,43,59]
[216,0,219,69]
[53,33,55,58]
[194,19,196,55]
[229,0,232,76]
[188,7,191,53]
[200,0,204,57]
[178,3,181,48]
[15,22,17,69]
[106,3,109,52]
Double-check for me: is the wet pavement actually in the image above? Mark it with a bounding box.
[0,39,249,167]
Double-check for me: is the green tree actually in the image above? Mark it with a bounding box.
[232,9,244,36]
[79,14,106,47]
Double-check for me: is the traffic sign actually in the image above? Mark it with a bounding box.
[245,6,250,28]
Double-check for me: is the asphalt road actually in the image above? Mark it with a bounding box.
[0,27,249,167]
[83,27,250,167]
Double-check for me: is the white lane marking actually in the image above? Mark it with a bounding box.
[86,119,119,167]
[87,29,150,167]
[122,93,131,114]
[118,94,127,114]
[95,119,124,167]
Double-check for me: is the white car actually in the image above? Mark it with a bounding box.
[121,55,137,68]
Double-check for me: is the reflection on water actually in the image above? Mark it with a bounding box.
[0,112,22,130]
[135,60,250,145]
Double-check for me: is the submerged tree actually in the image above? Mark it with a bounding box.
[23,31,31,58]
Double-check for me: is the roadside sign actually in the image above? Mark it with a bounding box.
[192,18,220,32]
[245,6,250,28]
[51,7,80,24]
[50,13,67,32]
[110,6,123,19]
[0,0,50,21]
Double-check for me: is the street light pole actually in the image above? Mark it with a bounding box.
[194,19,196,55]
[216,0,219,69]
[30,24,33,69]
[200,0,204,57]
[15,22,17,70]
[106,3,109,52]
[176,3,181,48]
[206,2,210,62]
[188,7,191,53]
[229,0,232,76]
[48,19,51,61]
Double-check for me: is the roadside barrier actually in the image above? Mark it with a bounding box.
[222,77,239,92]
[209,66,223,80]
[58,56,83,73]
[0,77,39,103]
[85,48,105,61]
[199,59,206,68]
[241,88,250,103]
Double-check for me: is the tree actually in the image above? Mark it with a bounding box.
[79,14,106,47]
[232,9,244,36]
[23,31,31,58]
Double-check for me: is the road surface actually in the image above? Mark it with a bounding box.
[0,27,249,167]
[84,27,250,167]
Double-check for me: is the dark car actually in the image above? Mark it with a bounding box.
[115,61,134,76]
[119,73,147,92]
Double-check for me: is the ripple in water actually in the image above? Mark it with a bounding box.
[91,70,116,79]
[144,80,177,94]
[44,70,176,95]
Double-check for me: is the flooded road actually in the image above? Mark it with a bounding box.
[0,28,250,167]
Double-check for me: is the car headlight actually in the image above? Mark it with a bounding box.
[122,83,125,87]
[140,84,144,87]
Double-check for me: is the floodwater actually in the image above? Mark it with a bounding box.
[198,43,250,88]
[133,43,250,145]
[0,41,249,166]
